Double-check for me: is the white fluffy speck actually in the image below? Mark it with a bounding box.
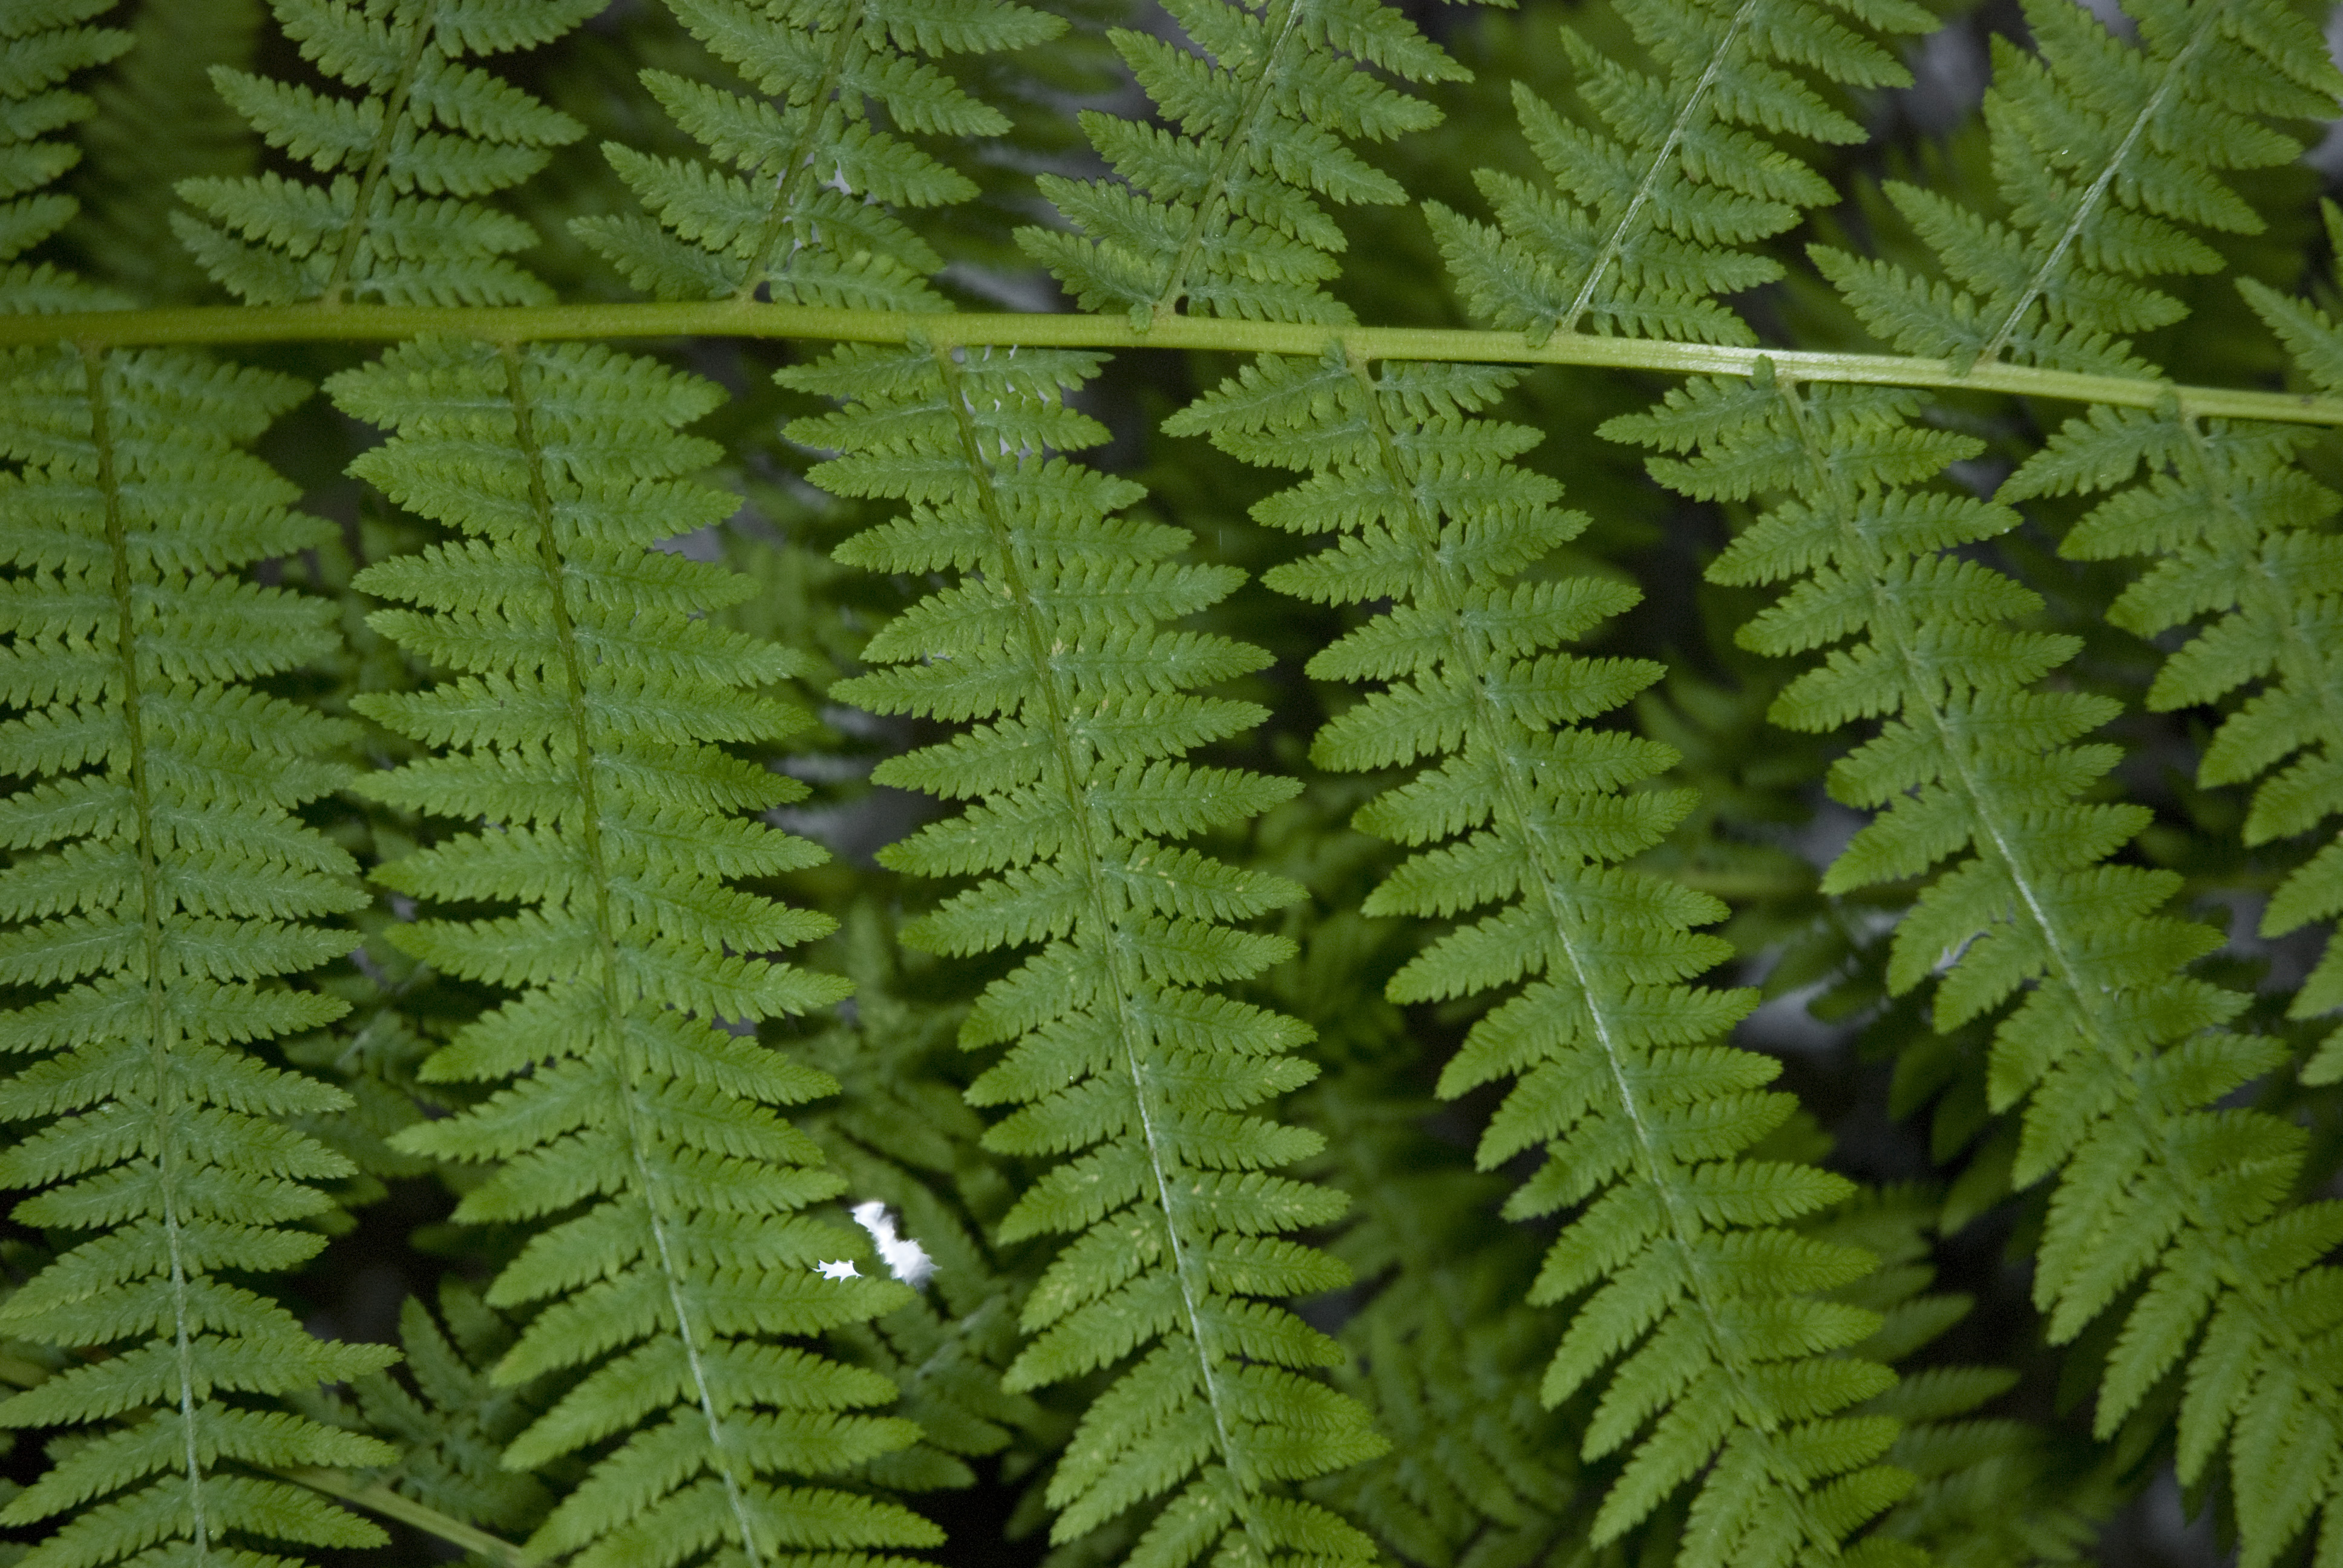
[851,1200,936,1287]
[815,1258,860,1281]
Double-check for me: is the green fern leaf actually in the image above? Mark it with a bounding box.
[1617,355,2343,1568]
[338,335,933,1568]
[1427,0,1932,349]
[0,169,404,1564]
[176,0,594,305]
[575,0,1060,307]
[0,0,126,292]
[787,329,1389,1567]
[1809,0,2343,373]
[2040,267,2343,1074]
[1173,344,1918,1568]
[1025,0,1463,329]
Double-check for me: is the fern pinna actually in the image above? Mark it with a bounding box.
[2062,256,2343,1079]
[1153,0,1958,1557]
[778,326,1386,1568]
[334,336,937,1568]
[1598,2,2343,1561]
[573,0,1061,309]
[0,6,406,1564]
[177,0,597,306]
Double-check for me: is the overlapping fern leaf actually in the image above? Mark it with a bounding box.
[175,0,597,305]
[1594,2,2343,1560]
[1171,348,1915,1568]
[1429,0,1932,348]
[334,336,939,1568]
[1812,0,2340,372]
[1607,358,2343,1568]
[0,0,126,302]
[2006,252,2343,1074]
[66,0,260,304]
[0,25,404,1556]
[1024,0,1464,328]
[575,0,1061,308]
[0,341,400,1563]
[306,1279,555,1549]
[782,333,1389,1568]
[792,901,1054,1496]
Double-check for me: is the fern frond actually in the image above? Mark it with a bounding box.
[1610,357,2343,1568]
[0,331,402,1564]
[338,335,935,1568]
[1808,0,2343,373]
[787,331,1389,1568]
[1821,1186,2105,1568]
[1172,345,1916,1567]
[1296,1011,1585,1567]
[1026,0,1465,328]
[175,0,596,305]
[65,0,259,304]
[574,0,1062,309]
[792,901,1055,1496]
[1428,0,1933,349]
[320,1279,555,1547]
[0,0,126,293]
[2019,267,2343,1076]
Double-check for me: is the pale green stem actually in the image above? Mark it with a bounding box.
[8,305,2340,425]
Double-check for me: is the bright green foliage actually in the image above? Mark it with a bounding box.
[323,1281,557,1546]
[0,0,127,297]
[21,1,2343,1564]
[1024,0,1464,328]
[67,0,261,304]
[1813,0,2343,372]
[175,0,597,305]
[1628,4,2343,1561]
[1817,1188,2103,1568]
[791,902,1052,1496]
[337,336,937,1568]
[1429,0,1933,348]
[1613,362,2343,1568]
[2014,393,2343,1070]
[1173,347,1915,1568]
[0,339,401,1565]
[0,18,411,1566]
[784,334,1388,1568]
[2047,260,2343,1074]
[576,0,1061,308]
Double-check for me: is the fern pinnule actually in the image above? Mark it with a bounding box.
[339,335,936,1568]
[1430,0,1934,350]
[792,901,1054,1496]
[787,333,1389,1568]
[575,0,1063,309]
[66,0,260,304]
[1611,358,2343,1568]
[177,0,597,306]
[2049,261,2343,1077]
[1811,0,2342,374]
[0,341,401,1566]
[1173,347,1915,1568]
[1026,0,1464,329]
[0,0,128,302]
